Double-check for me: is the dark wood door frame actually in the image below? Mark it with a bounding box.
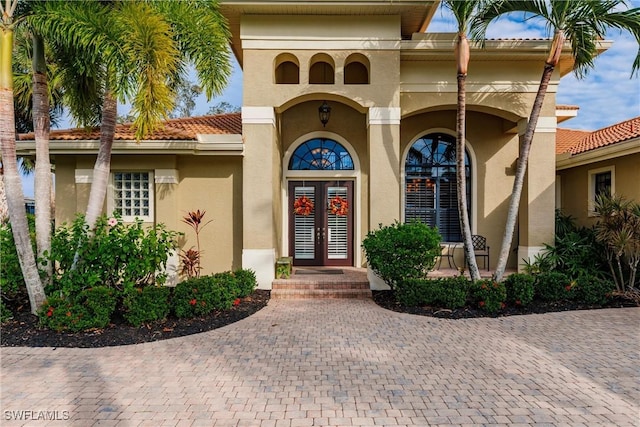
[288,180,354,267]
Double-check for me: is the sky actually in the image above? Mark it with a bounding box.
[22,1,640,197]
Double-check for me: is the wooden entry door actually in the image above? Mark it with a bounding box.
[288,181,354,266]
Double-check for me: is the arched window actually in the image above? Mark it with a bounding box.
[405,133,470,242]
[275,53,300,84]
[289,138,354,170]
[309,54,335,84]
[344,54,370,84]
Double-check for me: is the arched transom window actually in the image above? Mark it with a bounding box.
[289,138,354,170]
[405,133,471,242]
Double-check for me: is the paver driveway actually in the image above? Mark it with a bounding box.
[1,300,638,427]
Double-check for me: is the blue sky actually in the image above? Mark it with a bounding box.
[23,2,640,197]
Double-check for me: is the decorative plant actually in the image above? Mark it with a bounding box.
[593,194,640,294]
[362,221,441,290]
[181,210,212,278]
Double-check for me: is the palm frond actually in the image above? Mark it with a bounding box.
[471,0,549,44]
[151,0,232,100]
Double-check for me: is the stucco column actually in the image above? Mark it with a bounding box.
[517,116,556,271]
[367,107,401,227]
[241,107,279,289]
[155,169,179,286]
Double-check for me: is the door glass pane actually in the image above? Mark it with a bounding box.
[294,186,315,259]
[327,187,348,259]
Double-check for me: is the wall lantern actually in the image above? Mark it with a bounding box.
[318,101,331,127]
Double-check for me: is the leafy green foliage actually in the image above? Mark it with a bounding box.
[38,286,117,332]
[362,221,441,290]
[0,300,13,323]
[504,273,535,307]
[48,215,180,297]
[123,286,171,326]
[397,277,469,309]
[574,276,615,306]
[173,275,234,318]
[534,272,574,302]
[233,269,257,298]
[0,218,35,302]
[469,280,506,314]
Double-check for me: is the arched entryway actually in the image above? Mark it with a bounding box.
[284,136,360,266]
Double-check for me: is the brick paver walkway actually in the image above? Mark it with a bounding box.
[1,300,638,426]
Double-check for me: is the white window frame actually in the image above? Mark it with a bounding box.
[108,171,154,222]
[587,166,615,217]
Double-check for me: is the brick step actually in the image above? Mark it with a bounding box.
[271,288,372,299]
[272,281,370,290]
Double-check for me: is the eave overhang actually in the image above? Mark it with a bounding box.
[16,135,244,157]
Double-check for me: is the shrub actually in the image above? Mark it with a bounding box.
[0,217,35,302]
[48,214,180,296]
[397,277,469,309]
[173,275,235,318]
[233,269,257,298]
[0,300,13,323]
[39,286,117,332]
[469,280,507,314]
[362,221,441,290]
[535,272,573,302]
[504,273,535,307]
[574,276,615,305]
[123,286,171,326]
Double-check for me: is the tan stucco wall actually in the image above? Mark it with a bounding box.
[558,152,640,228]
[53,154,243,276]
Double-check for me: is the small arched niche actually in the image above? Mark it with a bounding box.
[344,54,370,84]
[275,53,300,84]
[309,53,335,84]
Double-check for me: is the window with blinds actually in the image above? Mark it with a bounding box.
[404,134,470,242]
[293,186,315,259]
[327,187,348,259]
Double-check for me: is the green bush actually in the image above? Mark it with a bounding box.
[574,276,615,305]
[504,273,535,307]
[173,275,235,318]
[0,300,13,323]
[48,215,180,297]
[469,280,507,314]
[397,277,469,309]
[233,269,257,297]
[535,272,573,302]
[123,286,171,326]
[39,286,117,332]
[362,221,441,290]
[0,217,36,302]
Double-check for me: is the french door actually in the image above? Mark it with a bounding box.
[288,181,353,266]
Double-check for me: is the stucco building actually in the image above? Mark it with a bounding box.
[18,0,609,288]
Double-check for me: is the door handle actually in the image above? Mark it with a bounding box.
[316,227,321,241]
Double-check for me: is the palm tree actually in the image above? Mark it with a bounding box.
[472,0,640,282]
[0,0,47,314]
[443,0,484,281]
[29,0,231,230]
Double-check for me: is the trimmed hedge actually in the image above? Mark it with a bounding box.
[123,286,171,326]
[39,286,117,332]
[504,273,535,307]
[397,277,469,309]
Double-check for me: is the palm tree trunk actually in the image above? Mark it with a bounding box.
[1,29,46,315]
[84,90,117,229]
[492,63,555,282]
[32,33,52,282]
[456,73,480,280]
[0,166,7,222]
[455,33,480,281]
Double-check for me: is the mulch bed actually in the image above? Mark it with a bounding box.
[373,290,639,319]
[2,289,637,348]
[0,290,270,348]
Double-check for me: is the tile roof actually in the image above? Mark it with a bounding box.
[569,116,640,155]
[556,116,640,155]
[555,128,592,154]
[556,104,580,111]
[18,113,242,141]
